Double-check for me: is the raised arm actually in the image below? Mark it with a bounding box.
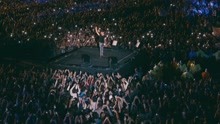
[103,116,112,124]
[95,26,100,36]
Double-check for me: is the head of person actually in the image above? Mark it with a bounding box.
[100,31,104,36]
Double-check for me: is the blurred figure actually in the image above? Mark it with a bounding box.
[95,26,105,57]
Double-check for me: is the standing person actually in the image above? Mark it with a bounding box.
[95,26,105,57]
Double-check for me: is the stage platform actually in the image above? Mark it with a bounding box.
[49,47,138,74]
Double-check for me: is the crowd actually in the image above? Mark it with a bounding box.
[0,57,219,124]
[58,26,114,51]
[1,0,219,52]
[0,0,220,123]
[0,0,114,46]
[186,0,219,16]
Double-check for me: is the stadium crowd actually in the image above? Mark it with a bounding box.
[0,0,219,52]
[0,0,220,123]
[0,58,220,124]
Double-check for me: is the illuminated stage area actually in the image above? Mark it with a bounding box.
[49,47,137,74]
